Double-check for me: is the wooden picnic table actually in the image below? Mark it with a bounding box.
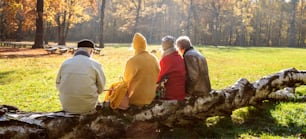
[0,42,33,48]
[44,45,77,54]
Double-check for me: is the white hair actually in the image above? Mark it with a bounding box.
[175,36,192,49]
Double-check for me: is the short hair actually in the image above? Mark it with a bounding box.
[77,39,95,48]
[162,35,175,43]
[161,35,175,50]
[175,36,192,49]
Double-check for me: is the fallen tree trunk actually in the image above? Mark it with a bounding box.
[1,68,306,138]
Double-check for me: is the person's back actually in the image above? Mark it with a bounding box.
[157,35,186,100]
[176,36,211,96]
[56,40,106,114]
[184,48,211,96]
[124,33,160,106]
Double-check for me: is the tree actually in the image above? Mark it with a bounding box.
[1,68,306,138]
[288,0,297,47]
[55,0,97,45]
[1,0,306,46]
[133,0,142,34]
[0,1,4,40]
[32,0,44,49]
[233,0,254,46]
[99,0,106,48]
[43,0,62,45]
[296,0,306,47]
[185,0,193,37]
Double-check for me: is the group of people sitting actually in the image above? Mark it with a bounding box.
[55,33,211,114]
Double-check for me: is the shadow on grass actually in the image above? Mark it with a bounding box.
[158,101,306,138]
[0,71,15,85]
[0,47,55,59]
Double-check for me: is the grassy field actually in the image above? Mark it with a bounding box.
[1,45,306,138]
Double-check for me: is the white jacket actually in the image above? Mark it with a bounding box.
[56,54,106,114]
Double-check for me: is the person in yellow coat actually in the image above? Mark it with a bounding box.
[124,33,160,106]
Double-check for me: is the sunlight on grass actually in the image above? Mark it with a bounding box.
[240,133,298,139]
[271,102,306,127]
[1,45,306,111]
[231,106,257,124]
[1,45,306,138]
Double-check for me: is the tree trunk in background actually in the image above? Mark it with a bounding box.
[44,22,51,45]
[99,0,106,48]
[0,16,5,41]
[0,1,5,41]
[277,11,283,46]
[133,0,141,34]
[211,1,220,46]
[57,15,64,45]
[297,0,305,47]
[56,11,68,45]
[239,7,245,46]
[185,0,193,36]
[252,1,259,46]
[288,0,297,47]
[1,68,305,138]
[15,12,24,42]
[32,0,44,49]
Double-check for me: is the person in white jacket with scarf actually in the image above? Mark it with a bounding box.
[56,39,106,114]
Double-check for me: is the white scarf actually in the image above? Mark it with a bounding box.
[161,47,177,58]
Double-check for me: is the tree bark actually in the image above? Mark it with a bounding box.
[32,0,44,49]
[99,0,106,48]
[185,0,193,37]
[133,0,141,34]
[211,1,220,46]
[288,0,297,47]
[1,68,305,138]
[15,12,24,42]
[56,11,68,45]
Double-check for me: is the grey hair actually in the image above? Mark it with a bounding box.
[175,36,192,49]
[162,35,176,43]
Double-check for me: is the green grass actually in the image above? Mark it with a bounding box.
[1,45,306,138]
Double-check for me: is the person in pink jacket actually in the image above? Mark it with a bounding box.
[56,39,106,114]
[157,35,186,100]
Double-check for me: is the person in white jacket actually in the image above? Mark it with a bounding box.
[56,39,106,114]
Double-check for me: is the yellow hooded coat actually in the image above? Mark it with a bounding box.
[124,33,160,106]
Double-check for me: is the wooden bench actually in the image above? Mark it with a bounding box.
[58,47,68,54]
[67,46,77,53]
[93,48,102,54]
[1,42,32,48]
[44,45,70,55]
[45,47,57,54]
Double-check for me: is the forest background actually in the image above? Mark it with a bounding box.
[0,0,305,47]
[1,1,306,138]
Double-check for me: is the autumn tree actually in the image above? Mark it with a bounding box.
[43,0,62,44]
[0,0,34,41]
[0,0,305,47]
[99,0,106,48]
[54,0,97,45]
[0,1,6,40]
[32,0,43,49]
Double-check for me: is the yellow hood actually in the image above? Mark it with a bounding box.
[132,33,147,54]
